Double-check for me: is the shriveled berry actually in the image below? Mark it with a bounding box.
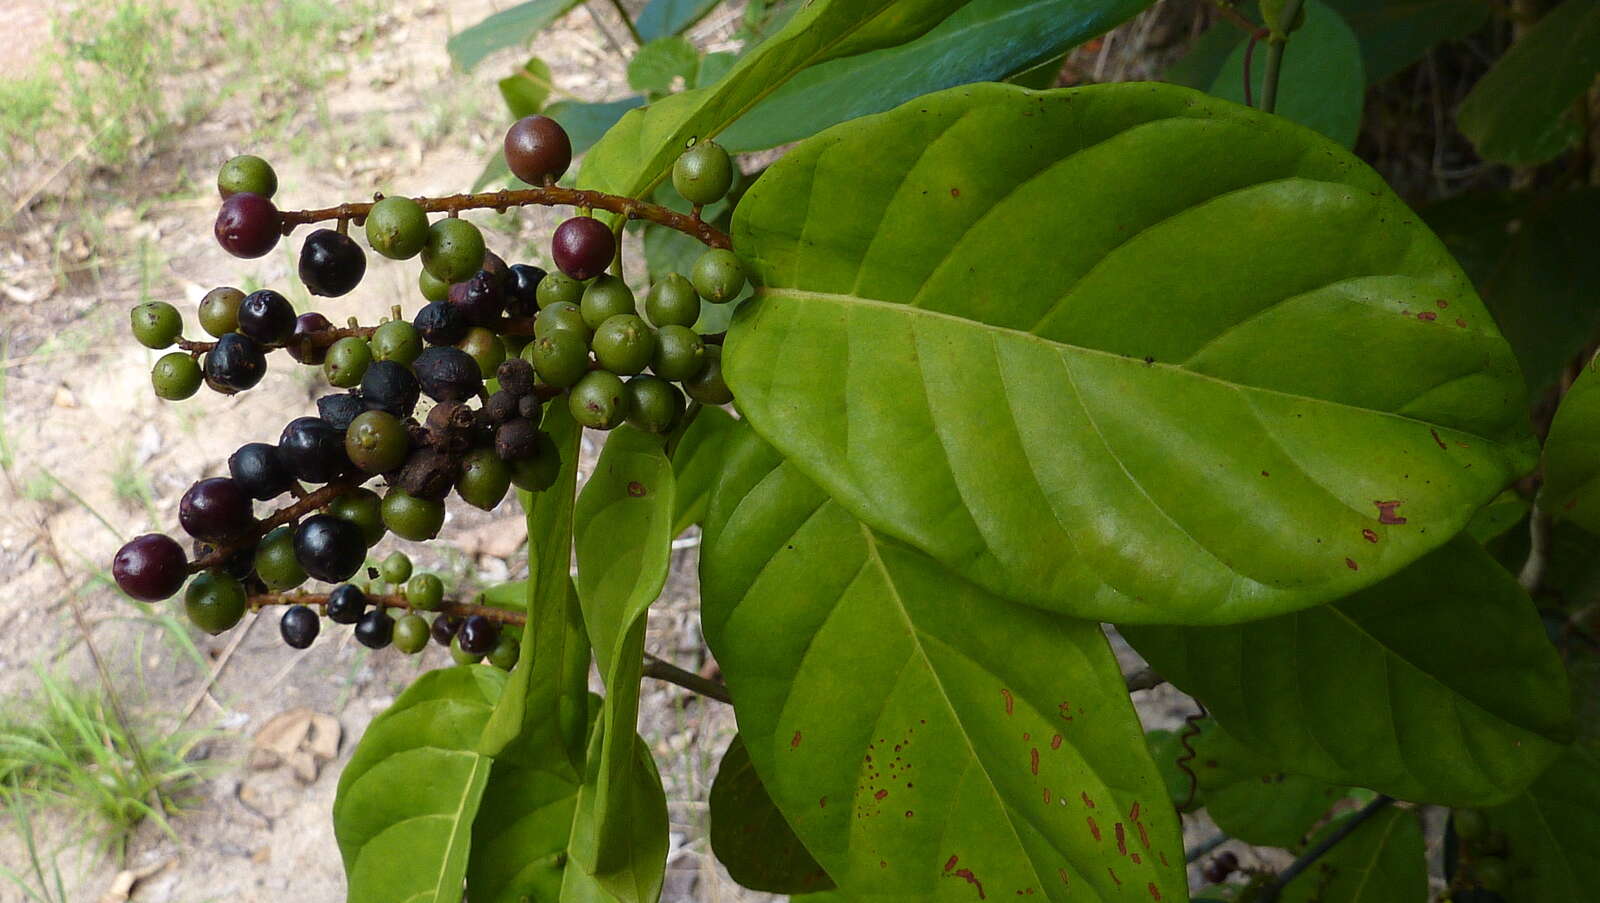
[458,615,499,656]
[299,228,367,297]
[580,275,636,329]
[294,515,366,583]
[407,572,444,611]
[533,301,591,342]
[457,327,506,379]
[568,370,627,430]
[644,273,700,327]
[285,312,333,364]
[345,410,410,475]
[691,249,746,302]
[651,324,705,381]
[684,344,733,405]
[552,216,614,281]
[509,432,560,492]
[506,264,545,317]
[229,442,293,500]
[517,394,541,420]
[488,634,520,671]
[152,352,202,401]
[328,487,386,547]
[382,487,446,541]
[255,525,307,591]
[485,390,520,424]
[324,336,373,388]
[422,217,486,284]
[495,357,536,397]
[280,605,319,648]
[185,571,247,635]
[379,550,413,585]
[494,418,537,461]
[431,613,462,645]
[199,287,245,337]
[215,192,281,258]
[414,346,483,402]
[457,448,511,511]
[218,154,278,199]
[448,269,504,327]
[354,608,394,649]
[536,272,584,308]
[180,477,254,541]
[371,320,422,365]
[504,115,573,184]
[131,301,182,349]
[396,448,458,501]
[325,583,367,624]
[204,333,267,393]
[238,290,296,344]
[626,376,685,434]
[419,267,451,302]
[360,360,421,419]
[365,196,429,260]
[317,392,367,431]
[672,140,733,206]
[592,314,656,376]
[393,614,429,654]
[112,533,188,601]
[279,417,348,483]
[414,300,468,347]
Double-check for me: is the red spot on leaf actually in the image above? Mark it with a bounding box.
[1375,500,1407,524]
[1050,734,1063,750]
[1030,748,1039,776]
[1137,820,1150,849]
[1455,318,1467,328]
[1115,823,1127,856]
[626,481,646,497]
[1346,558,1359,570]
[1129,801,1141,821]
[1431,428,1448,450]
[1436,298,1449,309]
[1108,867,1122,887]
[945,856,959,873]
[1418,311,1437,322]
[1043,788,1052,804]
[906,810,914,818]
[1261,470,1270,477]
[1565,497,1579,511]
[1001,689,1014,715]
[1087,817,1101,841]
[1362,528,1378,543]
[1159,852,1169,867]
[791,731,802,748]
[1022,732,1029,741]
[1058,869,1070,886]
[1081,791,1096,809]
[1131,852,1142,865]
[1057,701,1074,721]
[875,789,888,801]
[950,188,961,198]
[819,797,827,808]
[1148,883,1162,900]
[952,868,986,900]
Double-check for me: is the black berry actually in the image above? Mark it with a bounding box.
[204,333,267,393]
[278,417,349,484]
[298,228,367,297]
[237,290,296,344]
[354,608,395,649]
[326,583,367,624]
[316,392,367,431]
[179,477,254,541]
[431,614,463,646]
[413,346,483,402]
[280,605,320,648]
[294,515,366,583]
[505,264,545,317]
[414,300,468,346]
[360,361,421,419]
[448,270,504,327]
[286,312,334,364]
[229,442,294,500]
[458,615,499,656]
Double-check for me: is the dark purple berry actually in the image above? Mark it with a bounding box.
[179,477,254,541]
[316,392,367,431]
[204,332,267,393]
[214,192,281,258]
[293,515,366,583]
[551,216,614,281]
[506,264,545,318]
[431,614,463,646]
[354,608,394,649]
[112,534,188,601]
[504,115,572,185]
[495,358,536,398]
[458,614,499,656]
[285,313,333,364]
[228,442,293,500]
[325,583,367,624]
[448,270,504,327]
[298,228,367,297]
[237,290,296,344]
[413,346,483,402]
[278,417,348,484]
[280,605,320,648]
[414,300,468,346]
[360,360,421,419]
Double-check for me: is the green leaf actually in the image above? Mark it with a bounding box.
[1208,0,1365,146]
[1123,537,1570,805]
[627,37,700,96]
[1325,0,1489,84]
[1465,489,1529,544]
[448,0,583,72]
[716,0,1151,152]
[573,426,674,886]
[1485,744,1600,901]
[550,97,650,157]
[670,405,740,536]
[701,429,1186,901]
[1542,358,1600,535]
[637,0,724,42]
[695,51,739,88]
[1188,720,1349,847]
[335,667,505,903]
[726,81,1534,625]
[709,734,834,894]
[499,56,554,119]
[1457,0,1600,166]
[1280,807,1426,903]
[1163,19,1242,89]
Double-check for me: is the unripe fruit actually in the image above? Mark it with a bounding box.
[365,196,429,259]
[379,551,413,585]
[327,487,386,547]
[488,634,520,671]
[294,514,367,583]
[180,477,254,541]
[255,525,308,591]
[691,248,746,302]
[422,217,486,284]
[457,327,507,379]
[215,192,281,258]
[509,431,560,492]
[324,336,373,388]
[326,583,367,624]
[185,571,248,635]
[651,324,705,381]
[626,376,685,434]
[684,344,733,405]
[218,154,278,199]
[382,487,446,541]
[280,605,320,648]
[504,115,573,185]
[112,533,188,601]
[131,301,182,349]
[526,329,590,388]
[533,301,591,342]
[419,267,451,302]
[298,228,367,297]
[204,333,267,393]
[360,360,422,419]
[278,416,348,483]
[457,448,512,511]
[672,140,733,205]
[344,410,409,474]
[229,442,293,500]
[371,320,422,365]
[450,634,483,665]
[354,608,395,649]
[645,273,700,327]
[285,312,333,365]
[406,572,444,611]
[551,216,614,281]
[199,287,245,337]
[238,289,296,345]
[591,314,656,375]
[569,370,628,430]
[580,275,636,329]
[152,352,203,400]
[393,614,429,654]
[536,272,584,308]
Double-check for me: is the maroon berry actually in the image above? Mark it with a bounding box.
[286,312,333,364]
[503,115,572,185]
[214,192,282,258]
[179,477,254,541]
[447,270,505,327]
[551,216,614,281]
[112,534,189,601]
[431,614,462,646]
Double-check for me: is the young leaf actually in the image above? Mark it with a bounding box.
[1485,744,1600,901]
[1279,807,1426,903]
[1122,537,1570,805]
[1208,0,1365,146]
[448,0,583,72]
[1542,358,1600,536]
[628,37,701,96]
[498,56,554,119]
[726,82,1534,626]
[671,405,740,536]
[701,429,1186,902]
[637,0,724,42]
[334,667,506,903]
[709,734,834,894]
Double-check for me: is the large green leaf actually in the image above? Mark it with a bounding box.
[1325,0,1489,84]
[726,81,1534,625]
[1208,0,1366,146]
[335,667,505,903]
[701,429,1186,902]
[1123,537,1570,805]
[572,426,674,889]
[1185,719,1350,847]
[1485,744,1600,901]
[637,0,724,42]
[709,734,834,894]
[716,0,1150,152]
[1280,807,1426,903]
[448,0,583,72]
[1542,358,1600,536]
[628,37,701,96]
[1456,0,1600,166]
[670,405,740,536]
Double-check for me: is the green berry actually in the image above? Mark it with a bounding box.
[406,572,444,611]
[533,301,592,341]
[651,325,705,381]
[344,410,410,475]
[218,154,278,199]
[535,272,584,308]
[199,287,246,338]
[382,487,446,541]
[393,614,430,654]
[684,344,733,405]
[366,196,430,260]
[421,217,486,284]
[580,275,636,329]
[568,370,628,430]
[418,267,450,302]
[525,329,589,388]
[324,336,373,388]
[644,273,700,327]
[450,633,483,665]
[371,320,423,365]
[488,634,520,671]
[503,334,531,357]
[457,448,512,511]
[328,487,386,547]
[672,140,733,206]
[509,440,561,492]
[457,327,507,379]
[1453,809,1487,843]
[255,525,307,591]
[626,376,685,434]
[130,301,183,349]
[379,550,413,585]
[691,249,746,302]
[151,352,203,401]
[185,571,247,635]
[591,314,656,376]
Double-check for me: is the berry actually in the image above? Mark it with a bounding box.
[684,344,733,404]
[504,115,573,185]
[255,525,307,591]
[214,192,281,258]
[495,357,536,397]
[328,487,386,547]
[536,272,584,308]
[492,418,535,460]
[485,390,521,424]
[1453,809,1487,843]
[422,217,486,284]
[509,432,560,492]
[280,605,320,648]
[393,614,429,654]
[286,313,333,364]
[414,300,468,347]
[354,608,395,649]
[626,376,685,434]
[1200,852,1238,885]
[488,634,520,671]
[112,533,188,601]
[672,140,733,205]
[152,352,203,400]
[298,228,367,297]
[419,267,451,302]
[591,314,656,375]
[481,251,510,289]
[651,325,705,381]
[457,448,511,510]
[317,392,367,431]
[551,216,614,281]
[458,615,499,656]
[371,320,422,365]
[645,273,700,327]
[179,477,254,541]
[217,154,278,199]
[238,290,296,344]
[407,572,445,611]
[360,360,422,419]
[431,613,462,645]
[324,336,373,388]
[185,572,248,635]
[456,327,506,379]
[279,417,348,484]
[414,346,483,402]
[295,514,366,583]
[199,287,245,337]
[506,264,545,317]
[379,550,413,585]
[229,442,293,500]
[517,394,541,419]
[344,410,409,474]
[580,275,636,329]
[366,196,429,260]
[533,301,591,342]
[325,583,367,624]
[381,487,446,541]
[568,370,628,430]
[130,301,182,349]
[691,248,746,302]
[204,333,267,393]
[451,633,483,665]
[448,269,504,327]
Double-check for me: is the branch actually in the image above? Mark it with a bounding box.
[1258,795,1396,902]
[177,324,376,356]
[1124,667,1165,692]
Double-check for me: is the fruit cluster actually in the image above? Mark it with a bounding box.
[114,116,741,659]
[1449,808,1529,895]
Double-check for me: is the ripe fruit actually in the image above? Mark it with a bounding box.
[457,327,507,379]
[238,290,297,344]
[414,300,468,347]
[204,333,267,393]
[569,370,628,430]
[458,615,499,656]
[217,154,278,199]
[626,376,685,434]
[414,346,484,402]
[298,228,367,297]
[324,336,373,388]
[185,572,248,635]
[393,614,429,654]
[533,301,591,342]
[488,635,520,671]
[152,352,203,400]
[215,192,281,258]
[294,515,366,583]
[509,433,560,492]
[551,216,614,281]
[285,313,333,365]
[580,275,636,329]
[229,442,293,500]
[449,269,504,327]
[1200,852,1238,885]
[326,583,367,624]
[494,418,537,461]
[684,344,733,405]
[691,248,746,302]
[645,273,700,327]
[371,320,422,365]
[591,314,656,375]
[365,196,429,259]
[672,140,733,205]
[382,487,446,541]
[112,533,188,601]
[526,329,589,388]
[278,417,348,483]
[317,392,366,430]
[506,264,545,317]
[131,301,182,349]
[280,605,320,648]
[354,608,395,649]
[179,477,254,541]
[504,115,573,184]
[422,217,486,284]
[431,613,462,645]
[457,448,511,510]
[495,357,536,397]
[406,572,444,611]
[199,287,245,337]
[360,360,422,419]
[651,325,705,380]
[379,550,413,585]
[344,410,409,474]
[536,272,584,308]
[327,487,386,546]
[255,525,307,591]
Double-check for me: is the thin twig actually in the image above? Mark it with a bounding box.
[1258,795,1396,901]
[1519,503,1550,594]
[1259,0,1307,114]
[602,0,644,46]
[643,655,732,704]
[176,611,257,725]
